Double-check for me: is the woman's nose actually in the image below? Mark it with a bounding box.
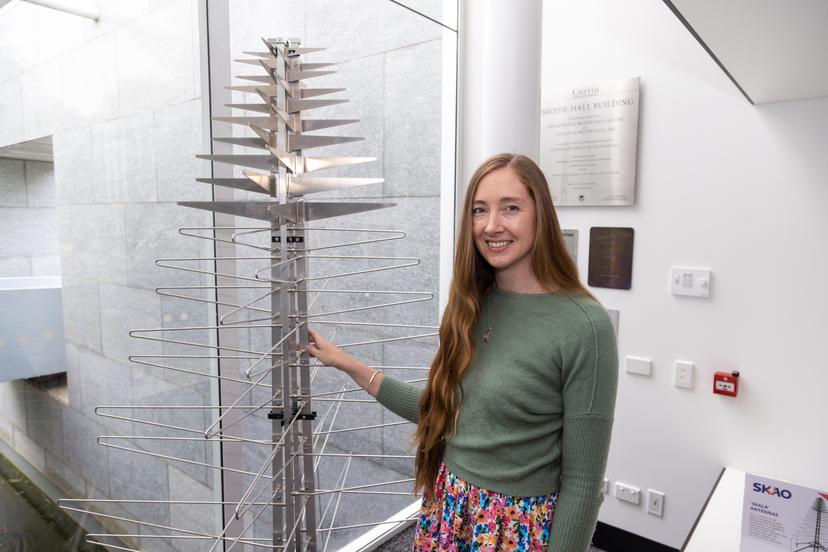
[484,212,503,234]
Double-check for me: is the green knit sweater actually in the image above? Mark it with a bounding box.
[376,287,618,552]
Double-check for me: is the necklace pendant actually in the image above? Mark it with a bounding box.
[483,326,491,344]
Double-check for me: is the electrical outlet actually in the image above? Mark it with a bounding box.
[647,489,665,517]
[615,482,640,505]
[625,356,652,377]
[602,478,609,494]
[673,360,694,389]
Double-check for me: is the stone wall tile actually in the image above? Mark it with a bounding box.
[154,99,209,202]
[0,208,59,257]
[64,204,126,284]
[107,444,170,527]
[91,113,157,204]
[24,385,65,458]
[31,255,61,276]
[13,425,47,471]
[61,275,102,353]
[25,160,56,207]
[0,158,27,206]
[384,40,443,198]
[0,2,39,84]
[117,1,197,116]
[305,0,440,63]
[53,126,96,206]
[168,465,218,552]
[21,59,64,140]
[100,282,162,363]
[0,256,32,277]
[61,32,119,127]
[62,407,110,495]
[124,202,213,291]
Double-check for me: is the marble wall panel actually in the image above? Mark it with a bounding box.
[25,161,56,207]
[228,0,306,59]
[33,3,99,66]
[305,0,440,63]
[91,112,157,204]
[0,78,24,147]
[154,98,210,202]
[62,407,110,495]
[76,348,134,435]
[383,39,442,198]
[53,126,96,206]
[124,202,213,291]
[117,0,197,116]
[168,465,219,552]
[0,256,31,277]
[60,275,102,352]
[107,444,171,528]
[0,158,27,206]
[100,282,163,362]
[0,208,59,257]
[31,255,61,276]
[131,368,211,486]
[13,425,46,471]
[63,204,127,284]
[64,342,83,407]
[61,32,119,127]
[0,380,28,434]
[0,2,39,84]
[21,59,64,141]
[24,385,65,458]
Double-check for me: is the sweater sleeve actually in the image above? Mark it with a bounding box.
[547,303,618,552]
[375,375,423,423]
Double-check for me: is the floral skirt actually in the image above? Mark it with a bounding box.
[413,463,558,551]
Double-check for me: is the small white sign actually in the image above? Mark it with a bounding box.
[741,473,828,551]
[540,77,640,206]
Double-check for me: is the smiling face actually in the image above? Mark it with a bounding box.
[471,167,538,284]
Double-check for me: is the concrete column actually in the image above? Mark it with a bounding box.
[458,0,544,188]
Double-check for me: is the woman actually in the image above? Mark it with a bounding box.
[307,153,618,551]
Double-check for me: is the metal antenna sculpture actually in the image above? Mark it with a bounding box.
[60,37,435,552]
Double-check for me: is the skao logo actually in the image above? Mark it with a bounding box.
[752,482,793,499]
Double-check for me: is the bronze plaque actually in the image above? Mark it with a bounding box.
[588,227,634,289]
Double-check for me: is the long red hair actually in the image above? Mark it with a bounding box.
[413,153,594,494]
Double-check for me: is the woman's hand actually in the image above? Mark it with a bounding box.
[306,328,384,396]
[306,329,356,372]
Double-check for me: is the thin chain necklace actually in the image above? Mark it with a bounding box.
[482,282,543,345]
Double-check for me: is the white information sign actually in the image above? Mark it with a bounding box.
[539,77,640,206]
[741,472,828,551]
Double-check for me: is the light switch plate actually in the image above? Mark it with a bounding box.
[670,267,711,298]
[625,356,652,376]
[673,360,694,389]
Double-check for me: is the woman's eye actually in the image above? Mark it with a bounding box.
[472,207,485,215]
[504,205,520,213]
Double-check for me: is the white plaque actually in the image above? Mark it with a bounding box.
[741,472,828,551]
[540,77,640,206]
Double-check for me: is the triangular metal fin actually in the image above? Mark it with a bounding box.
[286,135,363,152]
[242,170,275,193]
[302,119,359,132]
[226,103,271,114]
[300,62,335,70]
[195,177,272,195]
[197,154,281,172]
[248,123,276,146]
[285,98,347,114]
[236,75,275,83]
[288,176,383,195]
[212,136,269,150]
[284,69,335,83]
[213,116,277,130]
[303,156,376,173]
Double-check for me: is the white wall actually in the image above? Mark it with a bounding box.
[542,0,828,548]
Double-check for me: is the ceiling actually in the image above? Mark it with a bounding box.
[0,136,54,162]
[665,0,828,104]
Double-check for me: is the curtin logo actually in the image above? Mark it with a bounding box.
[752,483,793,499]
